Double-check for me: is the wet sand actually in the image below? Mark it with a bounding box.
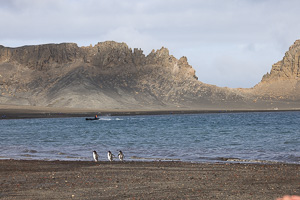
[0,160,299,199]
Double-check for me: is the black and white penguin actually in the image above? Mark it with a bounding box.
[118,150,124,161]
[93,151,99,162]
[107,151,114,161]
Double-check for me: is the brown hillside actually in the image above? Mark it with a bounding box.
[0,40,300,111]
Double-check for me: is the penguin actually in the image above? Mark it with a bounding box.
[107,151,114,161]
[118,150,124,161]
[93,151,99,162]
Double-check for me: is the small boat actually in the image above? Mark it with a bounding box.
[85,117,99,120]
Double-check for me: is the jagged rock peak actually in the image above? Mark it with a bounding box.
[95,41,130,50]
[155,47,170,57]
[147,47,170,58]
[289,39,300,50]
[261,39,300,82]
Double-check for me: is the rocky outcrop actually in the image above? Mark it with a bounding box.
[261,40,300,82]
[0,43,81,70]
[249,40,300,106]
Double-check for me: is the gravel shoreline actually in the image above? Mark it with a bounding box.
[1,105,299,120]
[0,160,299,199]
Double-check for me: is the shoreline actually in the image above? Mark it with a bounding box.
[1,159,299,199]
[1,156,298,166]
[1,105,300,119]
[2,158,300,166]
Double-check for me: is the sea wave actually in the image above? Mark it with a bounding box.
[97,117,124,121]
[22,149,38,153]
[130,156,180,161]
[218,157,282,164]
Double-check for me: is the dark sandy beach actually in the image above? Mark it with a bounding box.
[0,105,246,120]
[1,104,299,120]
[0,160,299,199]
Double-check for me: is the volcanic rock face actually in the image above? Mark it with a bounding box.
[249,40,300,106]
[262,40,300,81]
[0,40,299,110]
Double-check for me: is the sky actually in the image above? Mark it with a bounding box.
[1,0,300,88]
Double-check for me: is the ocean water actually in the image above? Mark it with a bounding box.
[0,111,299,164]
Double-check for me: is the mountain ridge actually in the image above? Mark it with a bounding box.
[0,40,299,110]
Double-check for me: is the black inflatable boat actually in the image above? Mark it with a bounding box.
[85,117,99,120]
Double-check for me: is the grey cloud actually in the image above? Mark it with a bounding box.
[0,0,300,88]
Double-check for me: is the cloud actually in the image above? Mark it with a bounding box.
[0,0,300,88]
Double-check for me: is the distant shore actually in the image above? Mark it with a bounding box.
[1,104,300,119]
[0,159,299,199]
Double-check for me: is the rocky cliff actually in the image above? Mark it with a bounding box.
[0,40,299,110]
[248,40,300,107]
[262,40,300,81]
